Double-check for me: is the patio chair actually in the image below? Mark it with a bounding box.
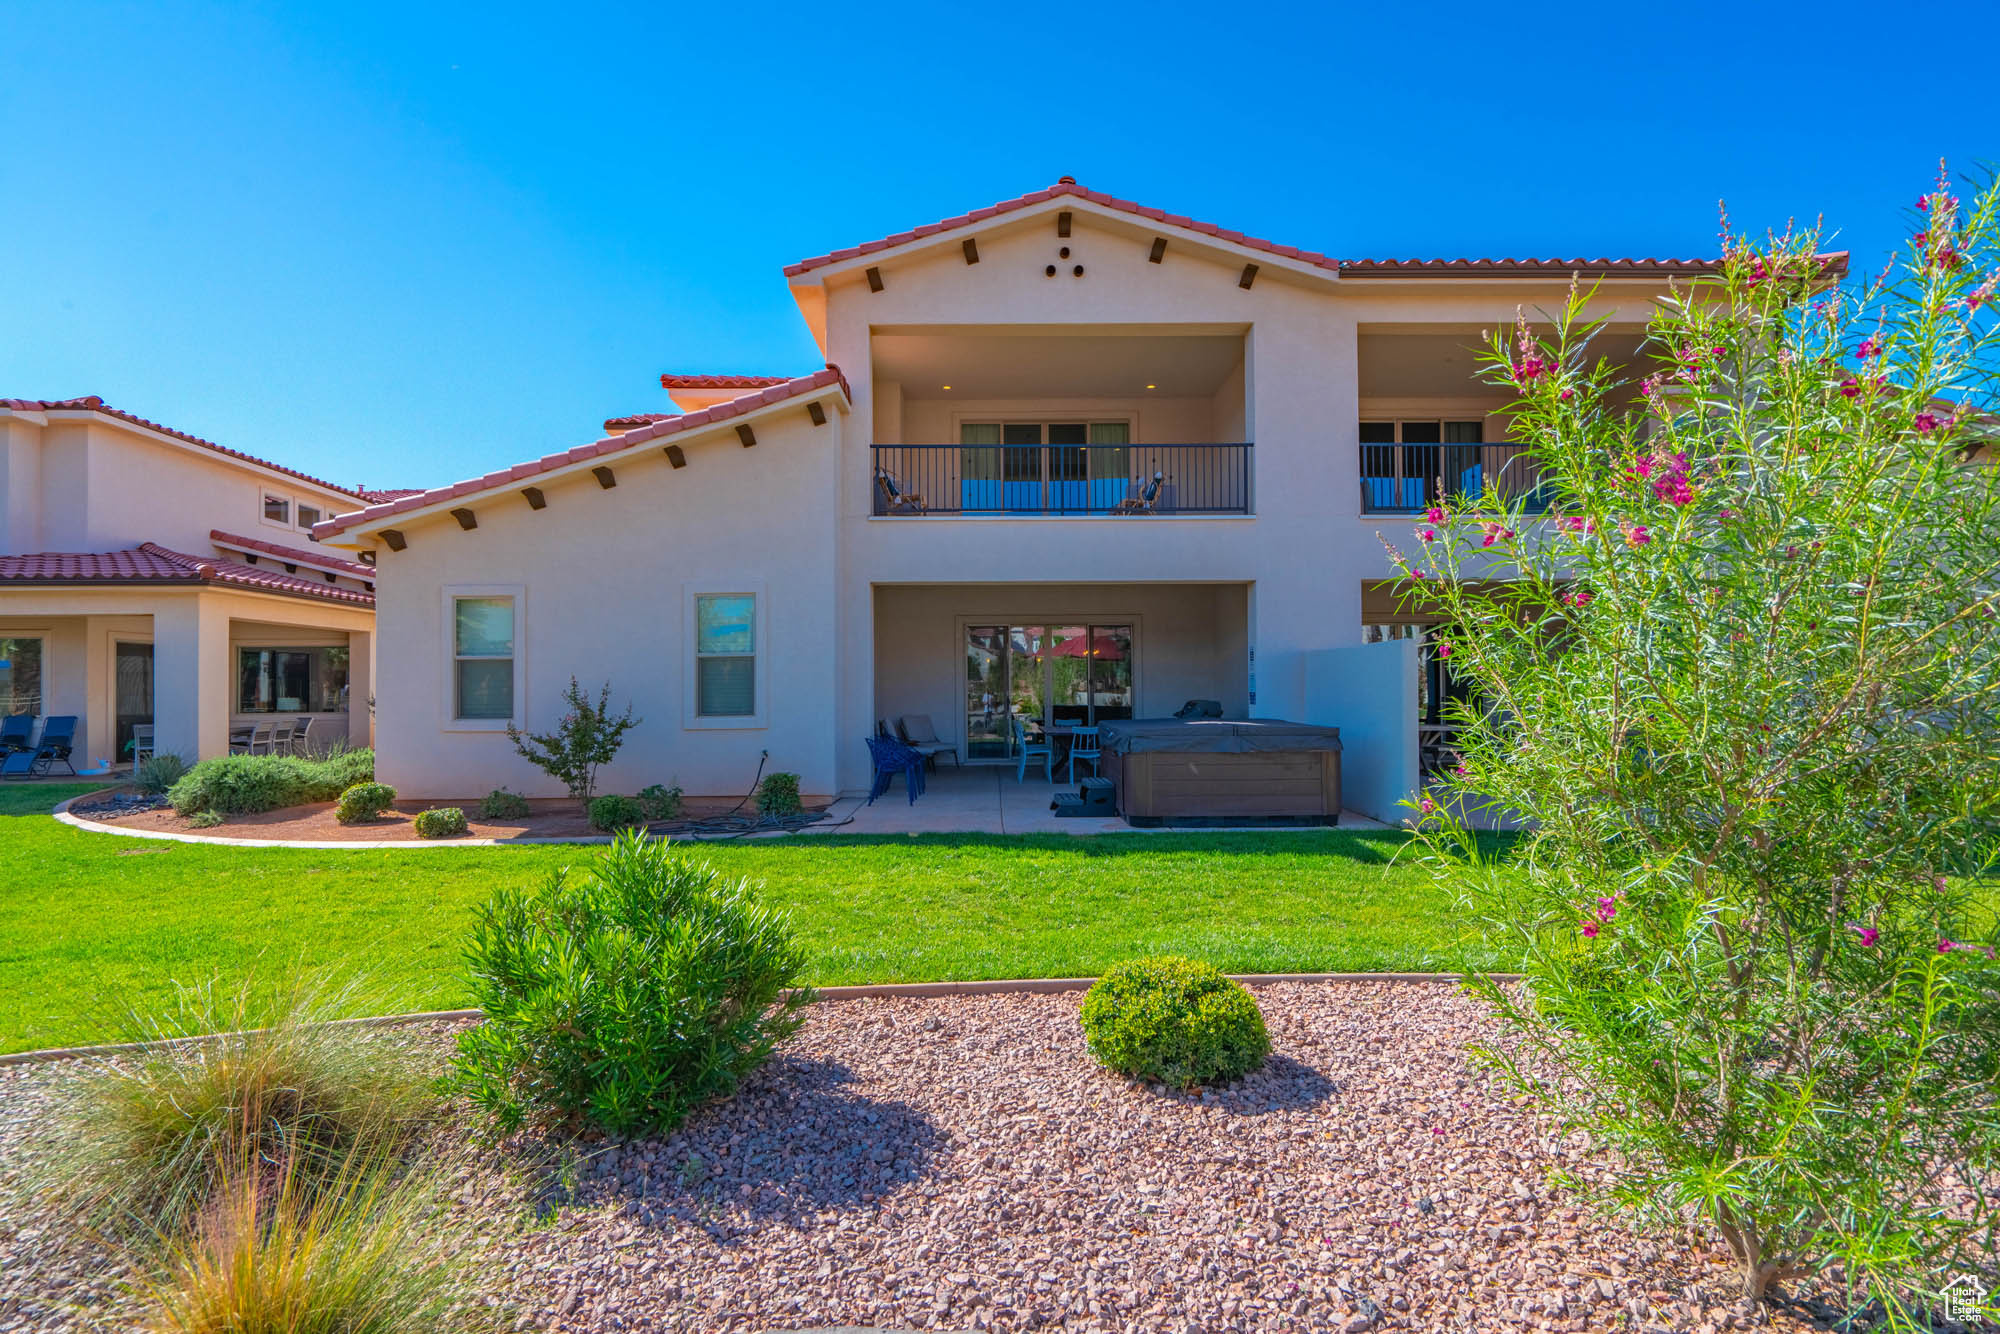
[874,468,927,515]
[0,715,34,755]
[129,723,155,774]
[864,733,926,806]
[0,749,34,780]
[1113,471,1166,515]
[896,714,959,769]
[1010,714,1053,784]
[270,722,296,755]
[1066,725,1102,783]
[229,724,256,754]
[249,722,274,755]
[27,715,77,776]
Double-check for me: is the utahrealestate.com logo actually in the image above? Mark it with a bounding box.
[1936,1273,1992,1325]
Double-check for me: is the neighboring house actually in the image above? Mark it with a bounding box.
[315,179,1845,812]
[0,397,386,768]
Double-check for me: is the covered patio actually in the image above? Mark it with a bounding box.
[814,763,1391,836]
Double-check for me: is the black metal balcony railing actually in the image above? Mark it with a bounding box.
[872,444,1253,516]
[1359,441,1553,514]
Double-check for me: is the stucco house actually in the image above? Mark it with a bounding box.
[314,179,1792,818]
[0,397,389,769]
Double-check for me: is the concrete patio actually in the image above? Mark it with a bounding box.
[810,764,1390,836]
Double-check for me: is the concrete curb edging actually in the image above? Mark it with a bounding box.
[48,792,867,849]
[0,973,1517,1068]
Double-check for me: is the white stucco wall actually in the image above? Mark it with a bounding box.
[367,401,848,800]
[1301,639,1420,825]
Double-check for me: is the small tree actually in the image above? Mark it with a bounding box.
[507,677,638,812]
[1397,167,2000,1324]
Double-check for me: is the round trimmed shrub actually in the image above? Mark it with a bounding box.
[412,807,468,839]
[637,783,683,821]
[479,788,531,820]
[335,782,396,825]
[755,771,802,816]
[1080,956,1270,1089]
[588,794,647,831]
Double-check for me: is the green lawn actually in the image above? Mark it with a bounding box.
[2,783,1496,1054]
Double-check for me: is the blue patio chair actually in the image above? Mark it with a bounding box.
[1010,714,1053,783]
[0,715,33,755]
[864,734,926,806]
[28,715,77,776]
[1066,725,1102,783]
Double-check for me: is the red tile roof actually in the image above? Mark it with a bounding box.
[0,543,373,605]
[603,412,681,430]
[209,529,376,579]
[358,487,424,503]
[658,374,793,389]
[781,179,1851,282]
[316,367,851,539]
[0,396,375,500]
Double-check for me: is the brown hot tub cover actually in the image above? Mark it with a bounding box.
[1098,719,1343,754]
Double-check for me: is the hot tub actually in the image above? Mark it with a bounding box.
[1098,719,1342,826]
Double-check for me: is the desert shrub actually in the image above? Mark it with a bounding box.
[479,788,531,820]
[186,811,224,830]
[1080,956,1269,1089]
[587,794,646,831]
[125,1146,507,1334]
[1400,170,2000,1318]
[31,980,438,1237]
[453,831,813,1134]
[167,749,374,816]
[506,677,638,811]
[754,771,802,816]
[636,782,683,821]
[135,753,189,796]
[412,807,468,839]
[334,782,396,825]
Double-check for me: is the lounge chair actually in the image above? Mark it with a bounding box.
[875,468,927,515]
[0,715,33,755]
[896,714,959,769]
[27,715,77,776]
[1113,471,1166,515]
[0,750,34,780]
[864,734,926,805]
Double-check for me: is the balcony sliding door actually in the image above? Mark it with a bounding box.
[959,421,1132,514]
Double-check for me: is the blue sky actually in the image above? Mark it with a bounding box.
[2,0,1989,494]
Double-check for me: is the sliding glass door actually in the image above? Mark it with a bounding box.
[961,622,1135,762]
[959,422,1132,513]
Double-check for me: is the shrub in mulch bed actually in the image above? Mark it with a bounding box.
[167,749,375,816]
[1080,955,1270,1089]
[452,831,812,1135]
[413,807,469,839]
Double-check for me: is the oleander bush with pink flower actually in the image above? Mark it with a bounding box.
[1397,168,2000,1325]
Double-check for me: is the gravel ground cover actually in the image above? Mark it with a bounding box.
[1,984,1861,1333]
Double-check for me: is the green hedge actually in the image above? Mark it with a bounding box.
[167,749,375,816]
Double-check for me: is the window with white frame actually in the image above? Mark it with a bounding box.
[694,593,756,718]
[452,595,516,721]
[263,493,291,524]
[296,502,321,530]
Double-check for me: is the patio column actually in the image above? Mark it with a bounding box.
[345,629,373,749]
[151,595,231,761]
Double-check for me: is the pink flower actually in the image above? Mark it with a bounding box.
[1857,338,1881,358]
[1914,412,1938,433]
[1580,921,1601,939]
[1596,897,1619,923]
[1623,522,1651,548]
[1848,923,1879,948]
[1563,588,1594,608]
[1419,795,1437,814]
[1840,378,1862,399]
[1718,507,1737,521]
[1452,762,1470,778]
[1419,527,1437,543]
[1559,388,1573,401]
[1654,475,1695,507]
[1938,939,1958,954]
[1918,194,1930,211]
[1435,642,1453,659]
[1558,515,1595,536]
[1424,505,1446,524]
[1479,522,1515,548]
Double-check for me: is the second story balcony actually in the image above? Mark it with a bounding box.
[868,326,1251,518]
[1358,433,1551,515]
[873,441,1252,516]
